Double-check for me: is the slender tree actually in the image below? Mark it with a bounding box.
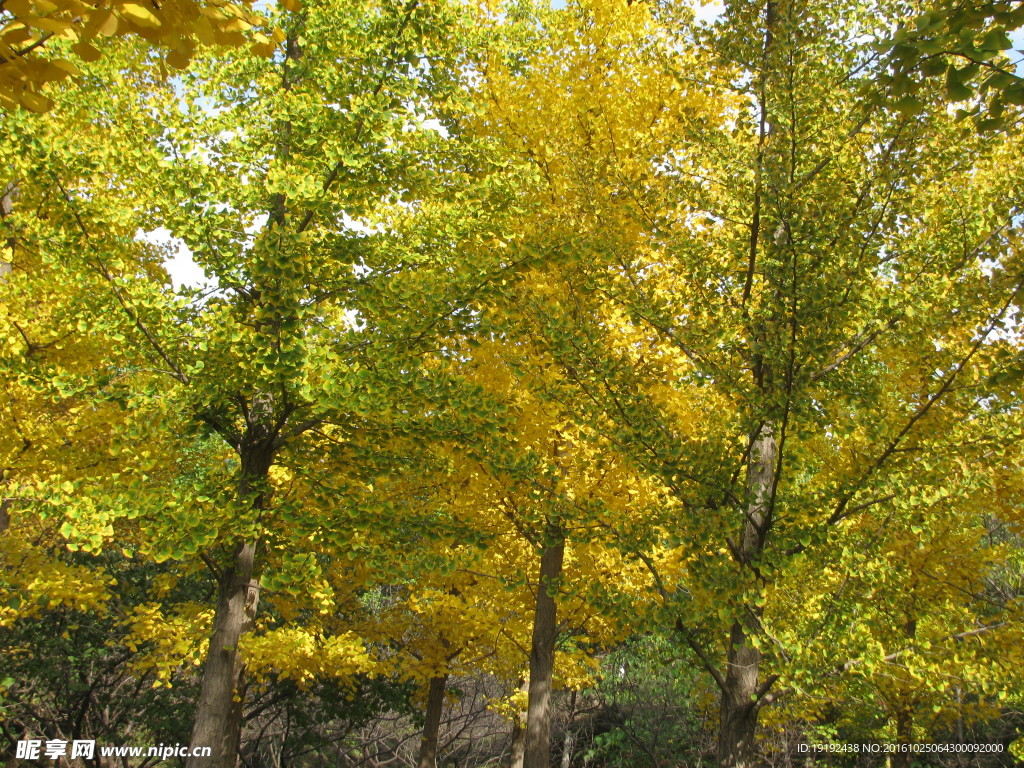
[2,1,518,764]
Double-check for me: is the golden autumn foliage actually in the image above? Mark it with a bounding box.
[0,0,280,111]
[2,0,1024,766]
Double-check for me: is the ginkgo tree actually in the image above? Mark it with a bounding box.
[0,49,172,635]
[471,0,1024,765]
[449,335,677,768]
[771,449,1024,765]
[1,1,527,766]
[461,4,731,763]
[343,329,675,768]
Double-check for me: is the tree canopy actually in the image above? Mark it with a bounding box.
[2,1,1024,767]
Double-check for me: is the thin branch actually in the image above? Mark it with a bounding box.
[296,0,421,234]
[198,550,222,582]
[833,622,1008,676]
[50,172,190,384]
[628,544,727,691]
[811,318,899,383]
[830,287,1020,523]
[753,673,781,709]
[675,618,727,692]
[0,31,54,65]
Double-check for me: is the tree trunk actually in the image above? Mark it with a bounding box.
[891,709,913,768]
[716,421,776,768]
[186,539,260,768]
[523,533,566,768]
[891,617,917,768]
[716,620,761,768]
[559,730,574,768]
[559,689,578,768]
[715,0,781,753]
[509,721,526,768]
[187,408,275,768]
[417,674,449,768]
[508,679,528,768]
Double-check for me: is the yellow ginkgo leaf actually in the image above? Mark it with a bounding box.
[95,10,118,36]
[4,0,33,16]
[118,2,162,28]
[165,49,191,69]
[70,40,102,61]
[18,89,52,112]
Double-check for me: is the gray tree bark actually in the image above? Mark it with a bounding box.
[185,539,260,768]
[186,425,275,768]
[508,678,528,768]
[523,532,565,768]
[716,421,776,768]
[417,674,448,768]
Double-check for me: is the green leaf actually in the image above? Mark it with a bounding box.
[945,66,974,102]
[895,95,925,116]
